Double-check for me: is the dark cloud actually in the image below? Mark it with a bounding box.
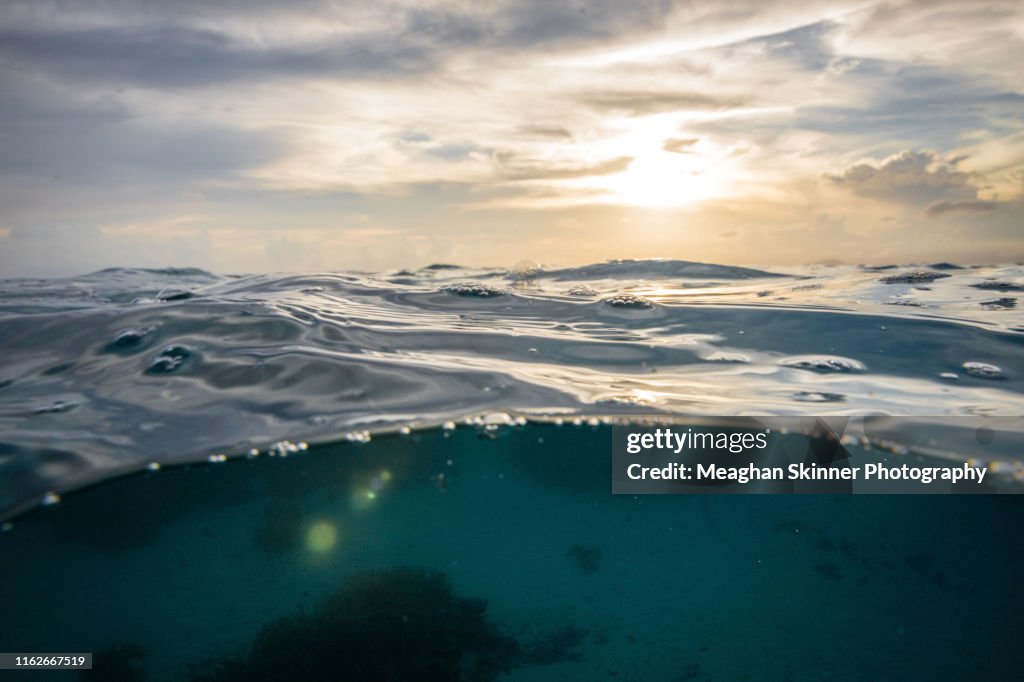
[0,25,438,88]
[827,150,978,205]
[493,0,675,48]
[794,63,1024,147]
[925,199,998,216]
[0,1,684,90]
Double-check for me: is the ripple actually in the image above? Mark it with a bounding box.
[980,298,1016,309]
[146,345,194,374]
[792,391,846,403]
[971,280,1024,292]
[704,351,750,363]
[156,287,196,301]
[107,327,151,352]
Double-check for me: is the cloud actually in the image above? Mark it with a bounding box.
[827,150,978,205]
[1,1,1023,274]
[497,155,634,181]
[578,91,751,116]
[925,199,998,216]
[0,25,440,88]
[663,138,699,153]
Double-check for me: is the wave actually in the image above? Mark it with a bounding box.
[0,260,1022,516]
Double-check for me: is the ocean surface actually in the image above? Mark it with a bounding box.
[1,260,1023,680]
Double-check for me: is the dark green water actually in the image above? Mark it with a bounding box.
[0,423,1021,681]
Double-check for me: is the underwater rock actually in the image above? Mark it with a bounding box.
[189,568,520,682]
[566,544,602,574]
[80,643,147,681]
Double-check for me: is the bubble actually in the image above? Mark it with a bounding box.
[440,282,509,298]
[567,285,598,297]
[780,355,866,373]
[879,271,951,284]
[508,260,541,281]
[602,294,654,309]
[962,361,1005,379]
[971,280,1024,292]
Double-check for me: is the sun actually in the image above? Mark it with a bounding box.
[598,150,727,208]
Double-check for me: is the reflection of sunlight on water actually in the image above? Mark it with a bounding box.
[350,470,392,512]
[1,261,1022,516]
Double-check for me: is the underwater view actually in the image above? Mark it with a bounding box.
[3,0,1024,678]
[1,261,1023,680]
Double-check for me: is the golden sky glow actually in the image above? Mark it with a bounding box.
[0,1,1022,275]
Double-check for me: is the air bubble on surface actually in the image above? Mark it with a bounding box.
[780,355,867,373]
[440,282,509,297]
[879,271,951,284]
[962,362,1005,379]
[602,294,654,309]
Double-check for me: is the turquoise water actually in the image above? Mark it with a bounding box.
[1,260,1023,679]
[2,425,1022,681]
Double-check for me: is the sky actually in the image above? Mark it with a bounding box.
[0,0,1022,276]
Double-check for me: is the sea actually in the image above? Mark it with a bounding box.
[0,259,1022,680]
